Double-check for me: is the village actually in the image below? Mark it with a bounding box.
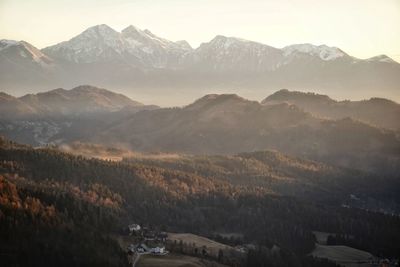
[125,223,169,266]
[123,223,252,267]
[122,224,399,267]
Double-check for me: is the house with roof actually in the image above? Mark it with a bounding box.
[128,223,141,233]
[135,243,150,254]
[156,231,168,242]
[144,230,156,240]
[150,246,166,254]
[128,243,167,255]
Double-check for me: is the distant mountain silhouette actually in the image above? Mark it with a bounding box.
[1,24,400,104]
[0,85,152,119]
[1,86,399,175]
[262,89,400,130]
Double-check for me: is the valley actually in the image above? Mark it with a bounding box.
[0,86,399,267]
[0,131,399,266]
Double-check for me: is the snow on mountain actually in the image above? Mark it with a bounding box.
[175,40,192,50]
[0,39,19,51]
[282,43,347,61]
[43,24,192,67]
[197,35,280,55]
[2,25,400,103]
[0,39,57,95]
[121,25,193,67]
[41,24,397,71]
[0,39,53,66]
[188,35,283,71]
[122,26,190,51]
[42,24,128,63]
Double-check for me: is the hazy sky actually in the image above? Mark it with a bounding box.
[1,0,399,61]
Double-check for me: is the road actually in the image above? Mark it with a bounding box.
[132,252,141,267]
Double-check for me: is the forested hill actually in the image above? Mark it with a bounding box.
[1,137,399,266]
[123,150,400,209]
[2,89,399,178]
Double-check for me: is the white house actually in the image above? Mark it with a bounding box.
[127,244,136,253]
[150,246,165,254]
[135,243,149,253]
[128,223,141,233]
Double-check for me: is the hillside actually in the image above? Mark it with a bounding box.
[311,245,374,267]
[60,141,400,212]
[124,150,400,213]
[0,85,150,119]
[1,88,399,175]
[92,93,400,174]
[0,145,128,267]
[1,136,400,267]
[0,86,158,145]
[262,89,400,130]
[168,233,233,257]
[137,253,228,267]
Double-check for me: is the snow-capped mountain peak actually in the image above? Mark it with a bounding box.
[0,39,19,51]
[175,40,192,50]
[42,24,193,65]
[191,35,283,71]
[122,25,172,49]
[205,35,253,49]
[39,24,398,73]
[42,24,126,63]
[121,25,145,37]
[0,39,52,65]
[82,24,119,37]
[282,43,347,61]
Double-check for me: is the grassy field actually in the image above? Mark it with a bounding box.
[168,233,233,257]
[311,244,375,267]
[137,253,223,267]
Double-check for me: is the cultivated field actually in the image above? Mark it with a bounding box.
[311,244,375,267]
[168,233,233,257]
[137,253,224,267]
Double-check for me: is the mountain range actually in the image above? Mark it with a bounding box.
[2,21,400,267]
[1,85,399,176]
[1,24,400,105]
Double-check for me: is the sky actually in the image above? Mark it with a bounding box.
[0,0,400,61]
